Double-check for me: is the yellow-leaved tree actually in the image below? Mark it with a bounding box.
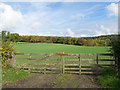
[1,41,15,68]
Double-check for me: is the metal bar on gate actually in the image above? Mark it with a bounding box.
[15,53,24,55]
[54,53,71,56]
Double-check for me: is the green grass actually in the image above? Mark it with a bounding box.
[15,43,111,54]
[2,67,29,82]
[97,69,120,88]
[14,43,114,67]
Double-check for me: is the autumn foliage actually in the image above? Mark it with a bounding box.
[1,41,14,68]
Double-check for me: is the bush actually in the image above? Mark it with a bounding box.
[110,35,120,78]
[110,36,120,58]
[1,41,15,68]
[97,69,120,88]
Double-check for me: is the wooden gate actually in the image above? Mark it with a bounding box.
[10,52,116,74]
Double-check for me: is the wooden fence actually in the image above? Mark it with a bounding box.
[9,52,117,75]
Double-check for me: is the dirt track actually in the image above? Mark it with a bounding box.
[2,73,101,88]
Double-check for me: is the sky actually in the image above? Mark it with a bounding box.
[0,2,118,37]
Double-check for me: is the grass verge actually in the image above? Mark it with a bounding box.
[96,68,120,88]
[2,67,30,82]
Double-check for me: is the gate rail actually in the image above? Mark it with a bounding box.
[9,52,117,75]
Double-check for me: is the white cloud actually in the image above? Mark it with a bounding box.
[30,22,42,32]
[95,24,117,36]
[106,3,118,17]
[0,3,24,32]
[80,34,86,37]
[100,25,110,33]
[67,28,74,36]
[0,3,49,35]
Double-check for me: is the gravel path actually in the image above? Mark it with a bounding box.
[2,73,101,88]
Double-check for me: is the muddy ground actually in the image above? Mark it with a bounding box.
[2,73,101,88]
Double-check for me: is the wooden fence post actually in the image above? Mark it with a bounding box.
[96,54,98,64]
[28,53,32,71]
[10,52,16,67]
[79,54,81,75]
[60,53,62,74]
[44,56,46,74]
[62,52,64,74]
[29,54,31,60]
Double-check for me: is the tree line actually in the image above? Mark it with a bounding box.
[2,31,117,46]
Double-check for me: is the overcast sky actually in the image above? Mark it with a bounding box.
[0,2,118,37]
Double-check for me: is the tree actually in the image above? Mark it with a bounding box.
[93,42,99,46]
[46,36,52,43]
[56,37,64,44]
[2,31,7,42]
[39,36,46,43]
[10,34,15,42]
[6,31,10,40]
[67,37,72,45]
[98,40,106,46]
[106,39,111,46]
[85,39,94,46]
[1,32,15,68]
[62,37,68,44]
[52,37,57,43]
[110,35,120,78]
[30,36,39,43]
[77,38,85,46]
[1,31,20,42]
[71,38,78,45]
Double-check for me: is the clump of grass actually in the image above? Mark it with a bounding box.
[2,67,30,82]
[97,69,120,88]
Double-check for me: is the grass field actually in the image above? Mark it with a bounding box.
[14,43,115,68]
[15,43,111,54]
